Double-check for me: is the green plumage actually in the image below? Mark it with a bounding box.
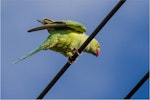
[13,18,100,64]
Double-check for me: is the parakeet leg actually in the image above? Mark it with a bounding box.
[68,56,77,64]
[68,48,81,64]
[72,48,80,56]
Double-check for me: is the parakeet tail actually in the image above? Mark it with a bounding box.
[12,48,41,64]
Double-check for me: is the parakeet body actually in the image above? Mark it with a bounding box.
[13,19,100,64]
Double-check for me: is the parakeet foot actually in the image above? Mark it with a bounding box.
[67,48,81,64]
[68,56,78,64]
[72,48,81,56]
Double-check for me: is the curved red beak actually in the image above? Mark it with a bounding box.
[96,48,100,57]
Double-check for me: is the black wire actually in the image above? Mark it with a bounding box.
[37,63,71,99]
[37,0,126,99]
[124,71,149,99]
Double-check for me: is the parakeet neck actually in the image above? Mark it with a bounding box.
[84,42,92,52]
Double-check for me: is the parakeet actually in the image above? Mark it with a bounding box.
[13,18,100,64]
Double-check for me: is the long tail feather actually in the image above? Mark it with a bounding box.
[13,48,41,64]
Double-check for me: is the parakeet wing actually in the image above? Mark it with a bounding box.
[61,20,86,33]
[28,19,86,33]
[28,23,67,32]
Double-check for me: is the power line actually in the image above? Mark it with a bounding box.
[37,63,71,99]
[37,0,126,99]
[124,71,149,99]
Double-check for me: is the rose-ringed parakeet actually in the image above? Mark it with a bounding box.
[13,18,100,64]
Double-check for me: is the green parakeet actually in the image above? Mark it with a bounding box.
[13,18,100,64]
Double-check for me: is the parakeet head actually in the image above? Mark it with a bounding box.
[86,39,100,57]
